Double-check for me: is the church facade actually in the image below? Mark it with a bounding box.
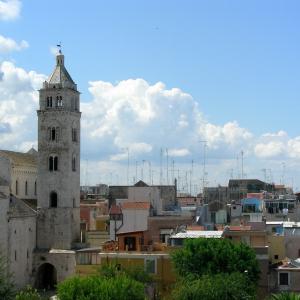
[0,50,82,289]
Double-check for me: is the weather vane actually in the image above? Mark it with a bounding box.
[57,42,62,54]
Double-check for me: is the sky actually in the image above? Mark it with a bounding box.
[1,0,300,193]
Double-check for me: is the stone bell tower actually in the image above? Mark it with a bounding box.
[36,49,81,250]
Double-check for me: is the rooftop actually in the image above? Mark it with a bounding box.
[121,202,151,210]
[0,149,37,166]
[170,230,223,239]
[47,53,76,89]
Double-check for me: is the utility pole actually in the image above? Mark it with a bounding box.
[160,148,163,185]
[241,150,244,179]
[148,161,152,185]
[199,141,207,195]
[135,161,138,183]
[166,148,169,185]
[126,147,129,186]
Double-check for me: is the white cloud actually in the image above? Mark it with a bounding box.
[254,141,285,158]
[2,61,300,188]
[288,137,300,159]
[198,121,253,150]
[168,148,190,157]
[0,0,21,21]
[82,79,255,164]
[0,61,46,151]
[0,35,28,54]
[262,130,287,138]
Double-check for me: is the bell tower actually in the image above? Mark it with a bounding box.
[36,50,81,250]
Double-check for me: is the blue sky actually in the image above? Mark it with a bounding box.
[1,1,300,191]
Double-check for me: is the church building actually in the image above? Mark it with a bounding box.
[0,50,82,289]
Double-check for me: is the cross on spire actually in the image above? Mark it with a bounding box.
[57,42,62,54]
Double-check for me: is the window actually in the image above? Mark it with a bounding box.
[279,273,289,286]
[49,155,58,171]
[51,127,56,141]
[72,128,77,142]
[56,96,63,107]
[145,258,156,274]
[34,181,37,196]
[14,250,17,261]
[47,96,53,107]
[50,191,58,208]
[25,181,28,196]
[274,255,279,260]
[72,155,76,171]
[73,198,76,208]
[15,180,18,195]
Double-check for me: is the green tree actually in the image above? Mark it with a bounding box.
[99,263,153,284]
[171,238,260,283]
[269,293,300,300]
[0,251,14,300]
[15,286,43,300]
[57,275,145,300]
[172,273,256,300]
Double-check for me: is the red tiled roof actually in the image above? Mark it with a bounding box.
[228,225,252,231]
[109,204,122,215]
[121,202,151,210]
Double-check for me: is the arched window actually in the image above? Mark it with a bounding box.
[51,127,56,141]
[72,155,76,172]
[25,181,28,196]
[15,180,18,195]
[49,155,58,171]
[46,97,53,107]
[50,191,58,208]
[72,128,77,142]
[48,127,59,141]
[56,96,63,107]
[34,181,37,196]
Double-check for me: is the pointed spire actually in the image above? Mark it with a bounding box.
[46,45,77,90]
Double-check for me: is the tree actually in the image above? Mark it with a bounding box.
[172,273,256,300]
[15,286,44,300]
[99,263,153,284]
[57,275,145,300]
[0,251,14,300]
[269,293,300,300]
[171,238,260,284]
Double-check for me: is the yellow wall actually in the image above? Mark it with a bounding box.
[76,253,177,297]
[95,219,107,231]
[268,235,285,263]
[76,265,99,276]
[251,235,266,247]
[101,255,176,296]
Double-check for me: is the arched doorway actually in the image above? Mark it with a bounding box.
[36,263,57,290]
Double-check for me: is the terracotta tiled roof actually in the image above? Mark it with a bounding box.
[109,204,122,215]
[122,202,151,210]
